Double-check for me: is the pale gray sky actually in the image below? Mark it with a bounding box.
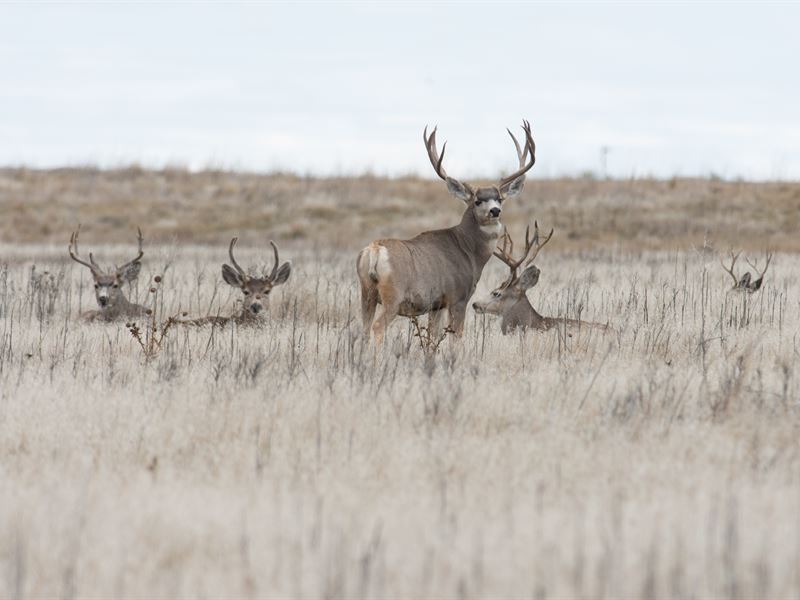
[2,2,798,179]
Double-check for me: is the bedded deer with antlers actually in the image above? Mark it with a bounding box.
[68,226,149,322]
[720,251,772,293]
[472,222,609,334]
[182,237,291,326]
[357,120,536,344]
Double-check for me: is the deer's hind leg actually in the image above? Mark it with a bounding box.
[360,283,380,335]
[371,282,400,346]
[357,246,381,335]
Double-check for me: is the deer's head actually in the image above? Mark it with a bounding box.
[221,237,291,316]
[69,226,143,310]
[423,121,536,234]
[720,251,772,293]
[473,222,553,315]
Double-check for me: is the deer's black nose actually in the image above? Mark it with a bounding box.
[489,207,501,218]
[251,304,262,314]
[98,297,108,306]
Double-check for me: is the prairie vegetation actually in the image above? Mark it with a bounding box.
[0,169,799,597]
[2,166,800,251]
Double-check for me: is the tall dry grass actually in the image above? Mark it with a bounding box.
[0,241,798,598]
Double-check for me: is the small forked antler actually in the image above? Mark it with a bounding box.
[498,120,536,191]
[117,227,144,272]
[68,225,99,273]
[268,241,280,281]
[720,251,742,287]
[228,237,248,279]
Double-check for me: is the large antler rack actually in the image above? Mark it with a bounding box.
[721,250,773,293]
[493,221,554,286]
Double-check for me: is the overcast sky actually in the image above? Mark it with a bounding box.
[1,2,798,179]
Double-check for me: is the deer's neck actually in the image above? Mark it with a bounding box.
[105,295,146,318]
[501,295,548,334]
[235,308,263,324]
[454,208,501,269]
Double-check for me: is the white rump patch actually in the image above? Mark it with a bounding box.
[362,243,392,283]
[375,245,392,278]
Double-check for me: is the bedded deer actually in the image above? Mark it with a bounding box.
[357,121,536,344]
[182,237,291,326]
[68,226,149,322]
[472,223,609,334]
[720,251,772,293]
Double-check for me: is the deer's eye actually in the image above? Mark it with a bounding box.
[112,283,119,289]
[491,291,502,298]
[242,290,250,295]
[475,199,483,205]
[94,284,99,289]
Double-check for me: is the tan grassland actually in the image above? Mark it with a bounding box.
[1,166,799,252]
[0,168,799,598]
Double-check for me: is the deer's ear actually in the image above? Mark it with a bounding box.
[118,261,141,283]
[446,177,473,203]
[738,272,752,288]
[222,264,244,287]
[273,262,291,286]
[518,265,541,290]
[500,176,525,198]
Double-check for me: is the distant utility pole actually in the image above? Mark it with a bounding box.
[600,146,610,179]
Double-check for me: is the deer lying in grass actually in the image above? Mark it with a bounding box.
[69,226,149,322]
[472,223,609,334]
[182,237,291,326]
[720,250,772,293]
[357,120,536,344]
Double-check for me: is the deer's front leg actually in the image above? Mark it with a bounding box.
[447,302,468,337]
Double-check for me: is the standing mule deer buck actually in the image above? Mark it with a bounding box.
[182,237,291,326]
[68,226,149,322]
[720,250,772,293]
[472,222,609,334]
[357,120,536,344]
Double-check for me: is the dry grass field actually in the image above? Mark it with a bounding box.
[2,166,800,252]
[1,169,799,598]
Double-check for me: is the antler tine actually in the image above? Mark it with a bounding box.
[498,119,536,190]
[492,227,517,269]
[228,237,247,277]
[720,250,741,285]
[763,251,774,276]
[68,225,99,272]
[745,251,773,279]
[515,223,536,266]
[525,221,554,267]
[117,226,145,271]
[423,125,449,182]
[268,240,280,281]
[506,128,529,169]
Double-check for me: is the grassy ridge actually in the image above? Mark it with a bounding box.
[2,167,799,252]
